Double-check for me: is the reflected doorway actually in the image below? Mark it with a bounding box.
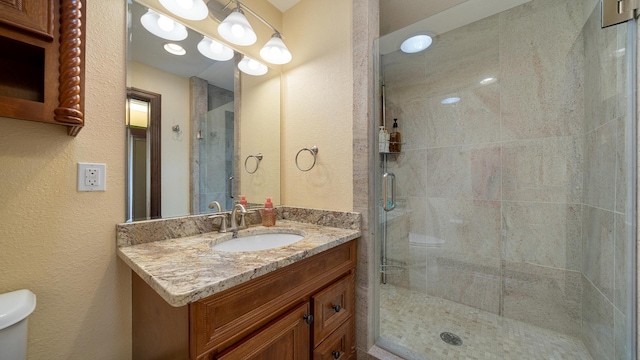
[126,88,161,221]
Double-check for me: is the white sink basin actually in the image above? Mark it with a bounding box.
[211,233,304,252]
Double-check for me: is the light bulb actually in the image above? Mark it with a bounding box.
[210,41,223,54]
[176,0,193,9]
[157,15,175,32]
[269,47,282,59]
[231,24,245,38]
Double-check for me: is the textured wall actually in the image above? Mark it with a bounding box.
[0,0,131,359]
[280,0,353,212]
[127,61,191,218]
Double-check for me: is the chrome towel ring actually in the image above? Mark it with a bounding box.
[244,153,263,174]
[295,146,318,172]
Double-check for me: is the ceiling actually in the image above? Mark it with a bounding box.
[267,0,300,12]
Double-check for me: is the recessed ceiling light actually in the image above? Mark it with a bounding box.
[164,43,186,55]
[400,34,433,54]
[480,77,497,85]
[441,97,460,105]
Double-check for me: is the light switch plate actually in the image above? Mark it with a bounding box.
[78,162,106,191]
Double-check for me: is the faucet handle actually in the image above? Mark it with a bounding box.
[208,214,228,233]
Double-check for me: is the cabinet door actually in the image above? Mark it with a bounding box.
[312,274,354,347]
[0,0,55,40]
[215,302,311,360]
[313,319,353,360]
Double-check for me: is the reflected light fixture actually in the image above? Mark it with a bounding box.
[480,77,497,85]
[260,32,292,65]
[159,0,209,21]
[197,36,234,61]
[400,34,433,54]
[218,4,257,46]
[238,56,268,76]
[140,9,187,41]
[164,43,186,55]
[441,97,461,105]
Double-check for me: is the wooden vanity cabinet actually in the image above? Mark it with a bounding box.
[132,240,357,360]
[0,0,86,136]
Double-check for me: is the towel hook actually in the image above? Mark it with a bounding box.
[244,153,263,174]
[295,146,318,172]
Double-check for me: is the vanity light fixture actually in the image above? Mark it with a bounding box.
[159,0,209,21]
[441,96,461,105]
[218,3,257,46]
[238,55,268,76]
[140,9,188,41]
[164,43,186,55]
[260,32,292,65]
[197,36,234,61]
[400,34,433,54]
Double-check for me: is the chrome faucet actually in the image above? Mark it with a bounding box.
[208,201,222,213]
[229,203,247,232]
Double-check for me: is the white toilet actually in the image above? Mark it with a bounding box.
[0,289,36,360]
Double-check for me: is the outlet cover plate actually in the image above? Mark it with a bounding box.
[78,162,106,191]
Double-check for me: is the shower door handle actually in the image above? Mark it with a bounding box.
[383,172,396,212]
[227,176,234,199]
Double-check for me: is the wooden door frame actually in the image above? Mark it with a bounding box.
[127,87,161,219]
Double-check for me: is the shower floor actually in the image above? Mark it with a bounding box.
[379,284,592,360]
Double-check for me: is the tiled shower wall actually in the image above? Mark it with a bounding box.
[381,0,631,358]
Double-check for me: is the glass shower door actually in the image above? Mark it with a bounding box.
[374,0,636,358]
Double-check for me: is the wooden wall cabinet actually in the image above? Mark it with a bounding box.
[0,0,86,136]
[132,240,357,360]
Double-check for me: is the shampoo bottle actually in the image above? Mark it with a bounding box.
[390,119,402,152]
[262,197,276,227]
[378,126,386,153]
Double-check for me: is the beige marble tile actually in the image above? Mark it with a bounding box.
[502,261,582,337]
[503,201,582,271]
[426,249,500,314]
[407,196,427,235]
[582,205,615,302]
[408,243,427,293]
[614,213,630,312]
[425,198,501,260]
[583,2,627,133]
[502,136,583,203]
[584,120,618,211]
[386,149,427,198]
[616,117,628,214]
[420,15,499,99]
[499,0,584,140]
[383,96,428,152]
[427,144,501,200]
[614,308,631,360]
[424,82,500,148]
[582,275,615,360]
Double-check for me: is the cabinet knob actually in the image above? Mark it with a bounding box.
[332,304,341,312]
[332,351,341,359]
[303,314,314,324]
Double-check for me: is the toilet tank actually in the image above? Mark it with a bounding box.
[0,290,36,360]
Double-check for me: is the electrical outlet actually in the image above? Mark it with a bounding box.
[78,163,106,191]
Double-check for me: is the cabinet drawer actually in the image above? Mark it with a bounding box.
[312,274,354,347]
[191,241,357,356]
[214,302,311,360]
[313,319,353,360]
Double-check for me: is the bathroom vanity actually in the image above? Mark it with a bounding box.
[117,209,360,360]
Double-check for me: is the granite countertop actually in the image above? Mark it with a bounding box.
[117,220,360,307]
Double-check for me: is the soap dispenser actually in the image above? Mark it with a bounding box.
[262,197,276,227]
[239,195,248,207]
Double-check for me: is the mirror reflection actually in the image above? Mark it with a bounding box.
[125,0,281,221]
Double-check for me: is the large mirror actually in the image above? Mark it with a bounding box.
[125,0,281,221]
